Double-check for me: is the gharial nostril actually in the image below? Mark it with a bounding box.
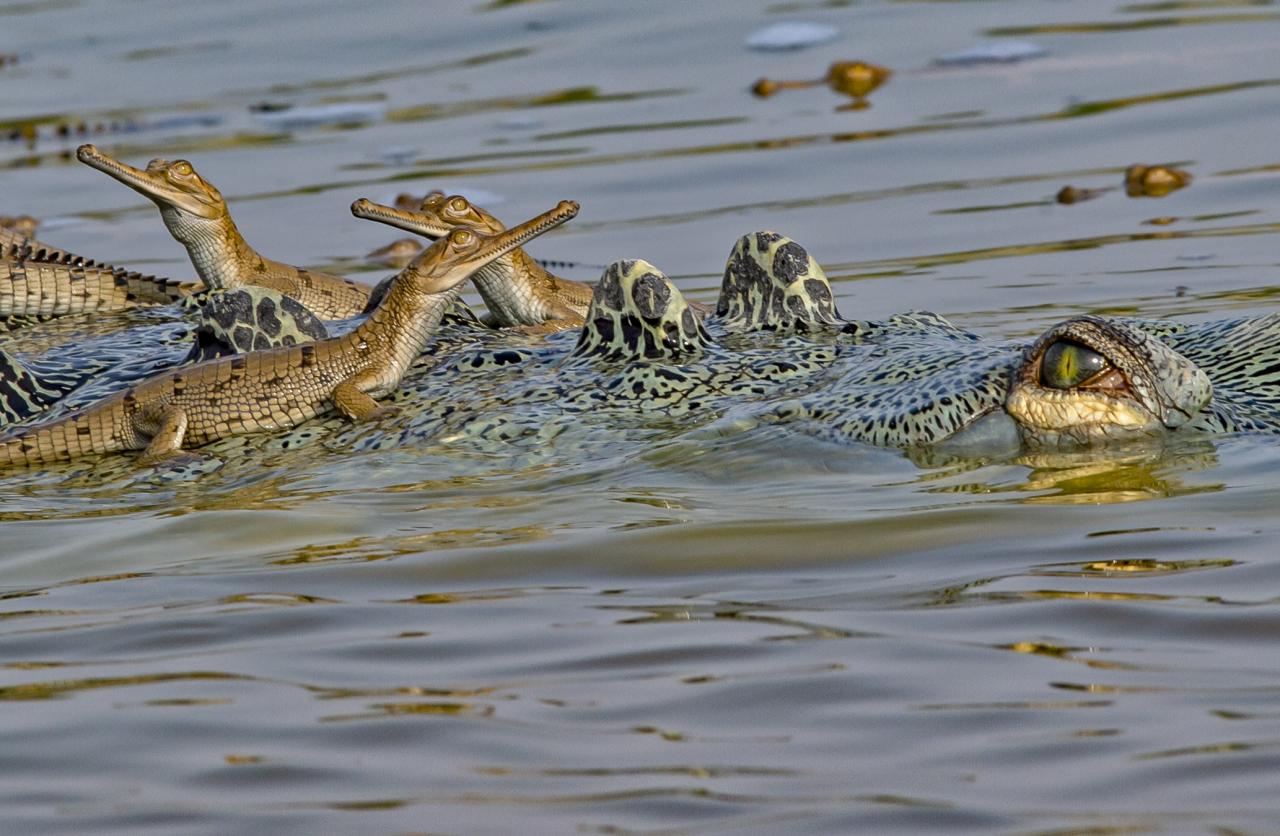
[76,144,99,160]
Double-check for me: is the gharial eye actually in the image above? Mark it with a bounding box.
[449,229,474,246]
[171,161,193,176]
[448,197,469,213]
[1040,339,1108,389]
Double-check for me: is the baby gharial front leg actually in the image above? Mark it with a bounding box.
[136,405,208,467]
[331,372,398,421]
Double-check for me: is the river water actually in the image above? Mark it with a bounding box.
[3,1,1280,833]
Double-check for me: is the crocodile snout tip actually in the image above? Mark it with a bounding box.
[76,144,100,162]
[558,200,580,216]
[350,198,372,215]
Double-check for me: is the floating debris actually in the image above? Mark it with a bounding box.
[1056,185,1109,205]
[249,101,387,130]
[144,114,223,132]
[375,146,419,166]
[494,115,542,131]
[934,41,1048,67]
[745,22,839,51]
[0,215,38,236]
[753,60,891,110]
[2,113,221,149]
[1125,164,1191,198]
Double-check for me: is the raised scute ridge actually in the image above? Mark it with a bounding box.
[571,259,711,362]
[717,231,851,333]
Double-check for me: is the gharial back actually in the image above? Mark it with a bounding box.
[1160,312,1280,434]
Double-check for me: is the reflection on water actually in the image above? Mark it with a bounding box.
[3,0,1280,833]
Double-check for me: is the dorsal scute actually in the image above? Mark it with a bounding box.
[571,259,711,362]
[716,231,850,334]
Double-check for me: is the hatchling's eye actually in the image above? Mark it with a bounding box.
[171,161,193,177]
[421,191,446,211]
[449,229,474,246]
[448,197,469,213]
[1040,339,1108,389]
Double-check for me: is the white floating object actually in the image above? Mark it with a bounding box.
[934,41,1048,67]
[250,102,387,130]
[376,146,419,166]
[745,22,839,52]
[495,116,542,131]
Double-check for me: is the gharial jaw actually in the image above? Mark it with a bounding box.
[351,192,505,240]
[399,200,580,295]
[77,144,226,221]
[1006,315,1212,447]
[353,193,587,328]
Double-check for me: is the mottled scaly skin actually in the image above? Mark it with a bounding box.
[351,194,592,330]
[78,145,373,320]
[0,200,580,466]
[1160,313,1280,434]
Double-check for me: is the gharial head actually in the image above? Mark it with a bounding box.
[77,144,227,223]
[1005,315,1212,447]
[386,199,578,296]
[351,191,506,240]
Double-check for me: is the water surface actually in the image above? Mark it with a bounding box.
[3,1,1280,832]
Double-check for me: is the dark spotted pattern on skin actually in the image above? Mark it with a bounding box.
[571,260,711,362]
[0,348,90,425]
[184,288,329,362]
[769,317,1019,448]
[1162,313,1280,435]
[715,232,855,334]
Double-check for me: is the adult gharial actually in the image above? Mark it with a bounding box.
[3,227,1276,481]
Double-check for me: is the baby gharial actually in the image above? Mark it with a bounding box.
[0,200,579,467]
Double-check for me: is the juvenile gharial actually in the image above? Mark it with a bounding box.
[77,144,374,319]
[0,200,579,466]
[0,285,333,431]
[352,192,594,331]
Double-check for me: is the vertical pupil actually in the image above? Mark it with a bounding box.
[1041,340,1106,389]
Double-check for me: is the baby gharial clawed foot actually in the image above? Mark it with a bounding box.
[332,378,400,422]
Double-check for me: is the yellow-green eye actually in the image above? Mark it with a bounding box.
[449,229,474,246]
[448,196,469,213]
[1040,339,1108,389]
[171,161,193,176]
